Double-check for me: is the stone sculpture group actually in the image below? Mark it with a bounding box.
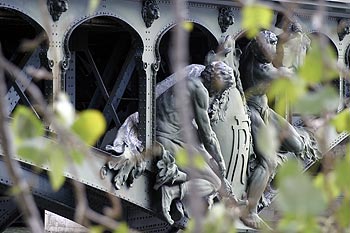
[102,23,321,229]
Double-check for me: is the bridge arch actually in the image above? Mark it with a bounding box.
[0,7,49,116]
[63,15,144,148]
[155,21,218,82]
[308,31,340,92]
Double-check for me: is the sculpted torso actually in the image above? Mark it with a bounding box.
[156,77,207,148]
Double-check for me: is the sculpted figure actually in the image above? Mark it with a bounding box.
[155,61,238,225]
[218,7,235,33]
[239,30,306,228]
[47,0,68,22]
[337,18,350,41]
[206,36,251,199]
[142,0,160,28]
[274,20,311,70]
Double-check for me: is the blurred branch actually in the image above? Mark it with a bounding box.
[0,44,126,232]
[172,1,204,232]
[0,45,45,233]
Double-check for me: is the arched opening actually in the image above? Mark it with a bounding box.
[0,7,50,229]
[0,8,48,116]
[156,23,218,82]
[308,32,339,89]
[67,16,144,147]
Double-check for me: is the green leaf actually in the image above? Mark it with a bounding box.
[71,110,106,146]
[242,4,273,38]
[182,21,194,32]
[293,86,339,115]
[336,199,350,228]
[184,219,195,233]
[298,41,337,84]
[16,137,47,165]
[70,149,85,164]
[175,149,189,168]
[276,160,327,216]
[268,78,306,115]
[194,154,206,170]
[278,215,319,233]
[88,0,100,13]
[203,203,237,233]
[330,109,350,133]
[314,173,340,201]
[47,143,66,191]
[89,226,105,233]
[113,222,129,233]
[334,153,350,192]
[256,123,279,159]
[12,106,44,143]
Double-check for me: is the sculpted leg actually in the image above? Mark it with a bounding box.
[242,108,276,229]
[241,161,270,229]
[269,109,304,153]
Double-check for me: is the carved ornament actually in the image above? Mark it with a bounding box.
[337,18,350,41]
[47,0,68,22]
[218,7,235,33]
[142,0,160,28]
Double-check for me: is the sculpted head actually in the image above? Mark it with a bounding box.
[218,7,235,33]
[142,0,160,28]
[48,0,68,21]
[253,30,278,63]
[201,61,234,96]
[338,19,350,41]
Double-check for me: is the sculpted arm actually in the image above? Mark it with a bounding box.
[190,81,226,176]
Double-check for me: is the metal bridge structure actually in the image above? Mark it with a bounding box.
[0,0,349,232]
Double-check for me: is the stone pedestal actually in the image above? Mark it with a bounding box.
[44,211,87,233]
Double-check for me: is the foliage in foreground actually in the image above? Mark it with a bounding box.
[4,1,350,232]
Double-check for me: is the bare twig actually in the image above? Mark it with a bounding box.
[0,45,45,233]
[172,1,205,232]
[0,45,126,232]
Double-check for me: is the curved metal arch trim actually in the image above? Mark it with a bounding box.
[307,30,339,56]
[0,5,48,35]
[62,12,144,72]
[154,19,218,62]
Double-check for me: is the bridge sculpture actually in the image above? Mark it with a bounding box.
[0,0,349,232]
[100,28,324,229]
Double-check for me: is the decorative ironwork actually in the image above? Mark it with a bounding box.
[218,7,235,33]
[102,112,146,190]
[337,18,350,41]
[47,0,68,22]
[142,0,160,28]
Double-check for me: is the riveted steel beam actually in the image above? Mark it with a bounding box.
[0,196,21,232]
[102,49,136,128]
[6,49,41,115]
[88,42,122,109]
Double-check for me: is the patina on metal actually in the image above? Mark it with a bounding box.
[142,0,160,28]
[218,7,234,33]
[207,36,251,200]
[239,30,321,229]
[47,0,68,22]
[1,0,350,232]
